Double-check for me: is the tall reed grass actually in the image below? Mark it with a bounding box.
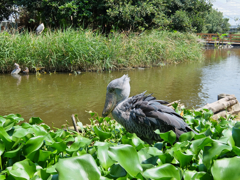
[0,29,204,73]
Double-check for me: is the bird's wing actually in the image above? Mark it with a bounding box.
[36,25,43,33]
[129,92,189,132]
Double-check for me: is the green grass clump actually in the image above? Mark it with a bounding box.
[0,29,204,73]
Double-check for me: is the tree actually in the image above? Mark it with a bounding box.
[204,8,230,33]
[0,0,15,21]
[165,0,212,32]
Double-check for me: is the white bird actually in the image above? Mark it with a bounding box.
[36,23,44,35]
[11,63,21,75]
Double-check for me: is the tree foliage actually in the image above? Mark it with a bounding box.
[204,8,231,33]
[3,0,230,33]
[0,0,15,21]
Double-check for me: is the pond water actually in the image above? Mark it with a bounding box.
[1,48,240,127]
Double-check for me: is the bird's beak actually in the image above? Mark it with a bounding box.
[102,93,117,117]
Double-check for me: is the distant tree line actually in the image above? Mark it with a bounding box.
[1,0,231,33]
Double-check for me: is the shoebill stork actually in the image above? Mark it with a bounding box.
[102,75,197,143]
[36,23,44,35]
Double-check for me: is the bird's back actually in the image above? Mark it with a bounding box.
[113,92,196,143]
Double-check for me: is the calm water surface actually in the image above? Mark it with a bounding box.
[1,49,240,127]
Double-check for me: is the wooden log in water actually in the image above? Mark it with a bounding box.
[197,95,238,113]
[198,94,240,120]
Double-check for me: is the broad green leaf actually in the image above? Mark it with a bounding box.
[143,164,181,180]
[232,122,240,147]
[0,116,6,126]
[155,130,176,145]
[9,159,36,179]
[29,117,43,125]
[109,164,127,178]
[13,127,31,138]
[4,144,24,158]
[93,126,111,141]
[108,144,143,177]
[232,146,240,156]
[95,142,114,170]
[211,157,240,180]
[174,150,193,168]
[23,136,44,155]
[138,148,152,164]
[0,141,5,156]
[50,141,67,152]
[159,153,174,164]
[203,141,232,169]
[147,147,163,156]
[190,137,213,154]
[179,131,195,142]
[66,136,91,152]
[39,150,52,162]
[184,170,197,180]
[56,154,101,180]
[0,127,12,142]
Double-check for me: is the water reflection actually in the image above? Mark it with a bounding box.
[0,48,240,127]
[11,74,22,86]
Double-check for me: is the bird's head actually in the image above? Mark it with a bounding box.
[102,74,130,117]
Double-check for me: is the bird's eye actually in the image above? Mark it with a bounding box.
[109,88,114,93]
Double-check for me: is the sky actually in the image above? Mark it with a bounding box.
[212,0,240,26]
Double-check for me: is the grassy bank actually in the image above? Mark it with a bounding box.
[0,29,204,73]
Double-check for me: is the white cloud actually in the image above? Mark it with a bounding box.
[212,0,240,25]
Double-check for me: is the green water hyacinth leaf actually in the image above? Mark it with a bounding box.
[0,116,6,126]
[94,142,114,170]
[211,157,240,180]
[0,127,12,142]
[29,117,43,125]
[155,130,176,145]
[93,126,111,141]
[56,154,101,180]
[184,170,212,180]
[143,163,181,180]
[203,141,232,169]
[50,141,67,152]
[4,144,24,158]
[13,127,31,139]
[179,131,195,142]
[232,122,240,147]
[39,150,52,162]
[66,135,91,152]
[174,150,193,168]
[108,144,143,177]
[23,136,44,156]
[9,159,36,179]
[109,164,127,178]
[191,137,213,154]
[0,141,5,156]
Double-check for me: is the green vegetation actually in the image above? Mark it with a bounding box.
[0,29,203,73]
[0,105,240,179]
[11,0,212,33]
[204,9,231,33]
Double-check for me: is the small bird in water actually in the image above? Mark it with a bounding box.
[102,75,197,144]
[23,67,29,74]
[11,63,21,75]
[36,23,44,35]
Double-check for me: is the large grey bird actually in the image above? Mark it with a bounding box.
[36,23,44,34]
[102,74,197,143]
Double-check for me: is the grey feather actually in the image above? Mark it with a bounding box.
[103,75,198,144]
